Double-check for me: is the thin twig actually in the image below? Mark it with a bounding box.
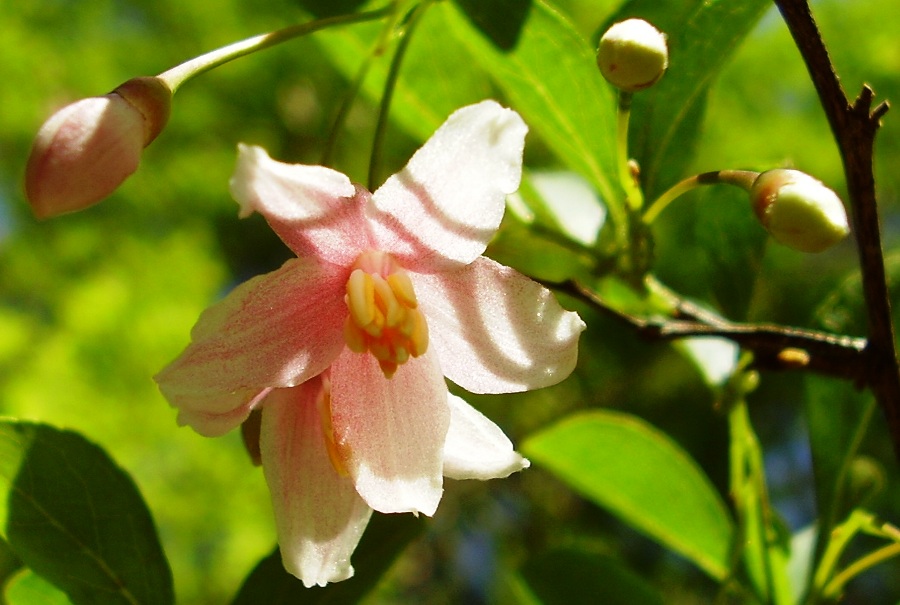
[774,0,899,460]
[550,279,867,383]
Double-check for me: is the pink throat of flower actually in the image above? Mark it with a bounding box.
[343,251,429,378]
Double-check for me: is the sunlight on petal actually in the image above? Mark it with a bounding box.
[443,394,529,480]
[415,256,585,394]
[261,382,373,588]
[370,100,527,271]
[329,349,450,516]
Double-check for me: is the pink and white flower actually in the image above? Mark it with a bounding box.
[155,100,584,587]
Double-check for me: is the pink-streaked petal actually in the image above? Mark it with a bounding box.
[369,101,527,272]
[230,144,371,265]
[155,258,347,427]
[415,256,585,394]
[443,394,530,480]
[260,381,373,587]
[329,349,450,516]
[175,387,270,438]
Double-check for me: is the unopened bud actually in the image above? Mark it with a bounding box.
[24,76,172,219]
[750,169,850,253]
[597,19,668,92]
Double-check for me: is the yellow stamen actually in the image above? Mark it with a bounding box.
[317,377,349,477]
[409,311,429,357]
[387,272,417,308]
[346,269,375,329]
[343,251,430,378]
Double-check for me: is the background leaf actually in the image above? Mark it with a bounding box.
[516,547,663,605]
[231,513,425,604]
[607,0,771,198]
[0,421,173,605]
[5,570,72,605]
[523,411,734,579]
[446,0,620,208]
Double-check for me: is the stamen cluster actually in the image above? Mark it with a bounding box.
[343,252,429,378]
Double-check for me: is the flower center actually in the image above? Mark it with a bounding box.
[343,251,429,378]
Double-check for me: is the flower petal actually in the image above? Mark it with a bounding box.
[443,394,529,480]
[230,144,370,265]
[329,348,450,516]
[260,381,373,587]
[155,257,347,434]
[415,256,585,393]
[369,101,527,272]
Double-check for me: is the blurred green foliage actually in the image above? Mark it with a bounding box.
[2,0,900,603]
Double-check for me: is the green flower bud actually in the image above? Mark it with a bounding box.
[597,19,668,92]
[750,169,850,253]
[24,76,172,219]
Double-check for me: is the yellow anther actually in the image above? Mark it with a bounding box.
[371,274,404,328]
[387,272,418,308]
[317,377,349,477]
[346,269,375,329]
[343,251,430,379]
[408,310,429,357]
[343,317,368,353]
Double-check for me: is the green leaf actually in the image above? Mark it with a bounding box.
[609,0,771,197]
[452,0,531,51]
[5,569,72,605]
[518,547,663,605]
[654,185,768,320]
[296,0,369,19]
[313,2,495,151]
[0,421,173,605]
[231,512,425,604]
[523,411,734,579]
[0,537,23,597]
[445,0,620,208]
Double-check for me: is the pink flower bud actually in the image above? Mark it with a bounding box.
[597,19,668,92]
[24,77,172,219]
[750,169,850,253]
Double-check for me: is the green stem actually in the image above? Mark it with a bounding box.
[823,542,900,599]
[642,169,759,224]
[157,5,394,93]
[368,1,431,190]
[616,91,643,211]
[726,364,793,605]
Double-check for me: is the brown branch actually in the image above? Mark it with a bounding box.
[774,0,900,460]
[552,279,867,383]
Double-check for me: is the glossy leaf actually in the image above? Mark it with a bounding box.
[0,421,173,605]
[5,570,72,605]
[312,2,494,150]
[608,0,771,197]
[523,411,734,579]
[231,512,425,604]
[446,0,620,208]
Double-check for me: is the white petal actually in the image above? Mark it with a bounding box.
[329,349,450,516]
[260,382,373,587]
[229,144,371,265]
[231,144,355,221]
[370,101,527,272]
[443,394,529,480]
[415,256,585,393]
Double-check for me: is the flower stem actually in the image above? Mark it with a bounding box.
[616,91,643,211]
[823,541,900,599]
[368,1,431,190]
[642,169,759,224]
[157,5,394,93]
